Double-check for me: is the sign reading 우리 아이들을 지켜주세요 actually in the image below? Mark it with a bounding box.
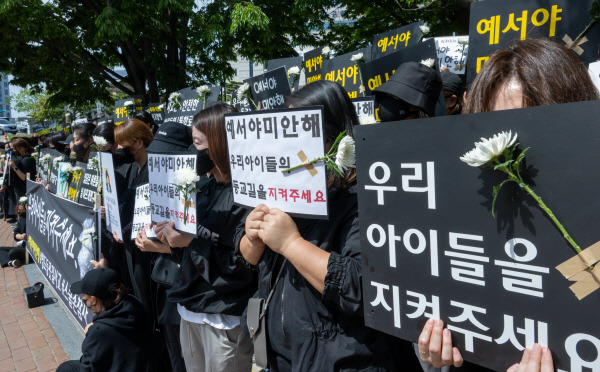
[26,180,97,330]
[224,107,328,219]
[356,100,600,371]
[466,0,600,84]
[432,36,469,75]
[267,56,303,92]
[322,46,372,99]
[371,20,425,60]
[147,152,198,235]
[164,86,221,127]
[99,152,123,241]
[243,66,291,110]
[131,183,157,240]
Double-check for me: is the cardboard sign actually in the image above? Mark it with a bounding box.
[267,56,303,92]
[433,36,469,74]
[356,100,600,371]
[131,184,156,240]
[66,161,86,202]
[77,157,101,208]
[147,152,198,235]
[243,67,291,110]
[114,96,145,126]
[164,87,215,127]
[27,180,97,329]
[351,97,379,122]
[322,46,373,99]
[146,103,165,126]
[467,0,600,84]
[100,152,123,241]
[304,46,326,85]
[224,107,328,218]
[372,21,425,59]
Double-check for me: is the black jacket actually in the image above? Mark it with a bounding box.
[167,177,257,316]
[13,217,26,241]
[79,294,152,372]
[236,184,422,372]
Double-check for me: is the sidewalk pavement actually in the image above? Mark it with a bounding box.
[0,219,70,372]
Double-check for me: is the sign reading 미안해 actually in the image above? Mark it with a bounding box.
[243,67,291,110]
[224,107,328,219]
[147,152,198,235]
[356,100,600,371]
[433,36,469,75]
[131,183,157,240]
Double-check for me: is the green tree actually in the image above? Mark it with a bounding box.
[8,88,64,123]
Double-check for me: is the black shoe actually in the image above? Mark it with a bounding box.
[6,218,16,223]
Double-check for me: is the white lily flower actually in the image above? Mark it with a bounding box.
[322,46,331,55]
[460,131,518,167]
[335,136,356,172]
[174,168,200,187]
[419,23,430,34]
[350,53,364,62]
[82,227,95,236]
[288,66,301,76]
[358,114,377,125]
[237,83,251,101]
[124,100,134,106]
[420,58,435,68]
[196,85,211,95]
[93,136,108,147]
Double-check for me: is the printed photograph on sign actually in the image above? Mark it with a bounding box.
[100,152,123,241]
[224,107,329,218]
[147,153,198,235]
[131,183,157,240]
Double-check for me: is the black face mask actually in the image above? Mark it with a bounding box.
[72,143,88,161]
[377,95,413,122]
[63,147,71,157]
[18,212,26,219]
[114,147,136,164]
[196,148,214,174]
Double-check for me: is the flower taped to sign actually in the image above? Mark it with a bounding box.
[225,107,330,219]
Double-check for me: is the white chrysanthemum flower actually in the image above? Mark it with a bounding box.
[288,66,301,76]
[196,85,211,95]
[419,23,430,34]
[174,168,200,186]
[359,114,377,125]
[350,53,364,62]
[90,157,99,166]
[53,158,61,164]
[335,136,356,172]
[460,131,518,167]
[32,152,39,158]
[124,100,134,106]
[19,196,28,204]
[157,104,164,110]
[420,58,435,68]
[93,136,108,147]
[61,164,74,173]
[65,113,70,117]
[82,227,95,236]
[237,83,251,101]
[169,92,182,103]
[322,46,331,55]
[458,39,469,46]
[73,166,82,173]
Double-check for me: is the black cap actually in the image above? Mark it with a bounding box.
[58,134,73,146]
[373,61,442,117]
[71,268,120,299]
[441,71,465,96]
[146,122,193,153]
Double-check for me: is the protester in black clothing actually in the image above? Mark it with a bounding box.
[155,104,255,372]
[0,199,29,268]
[135,110,159,135]
[1,138,36,221]
[237,81,421,372]
[56,268,152,372]
[72,123,96,162]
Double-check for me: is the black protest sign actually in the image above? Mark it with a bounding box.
[164,87,204,127]
[114,96,145,126]
[467,0,600,84]
[243,67,291,110]
[356,100,600,371]
[26,180,97,329]
[232,96,255,113]
[78,158,100,208]
[267,56,303,92]
[66,161,86,202]
[304,46,326,85]
[361,38,437,95]
[37,148,51,184]
[372,20,425,59]
[322,46,373,99]
[147,103,165,126]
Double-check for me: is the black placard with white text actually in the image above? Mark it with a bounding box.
[243,67,291,110]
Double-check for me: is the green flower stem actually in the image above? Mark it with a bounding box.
[495,162,582,255]
[354,62,366,97]
[247,94,258,110]
[281,155,328,173]
[574,19,598,44]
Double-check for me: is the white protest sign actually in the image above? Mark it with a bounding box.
[588,61,600,94]
[147,153,198,235]
[99,152,123,241]
[225,107,328,218]
[131,183,157,240]
[434,36,469,75]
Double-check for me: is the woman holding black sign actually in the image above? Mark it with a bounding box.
[0,138,36,222]
[237,80,421,371]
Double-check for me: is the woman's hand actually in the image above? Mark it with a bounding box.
[112,230,123,244]
[155,221,193,248]
[246,204,268,249]
[507,344,553,372]
[100,206,105,220]
[135,229,171,253]
[90,254,108,269]
[7,159,15,169]
[418,318,463,368]
[258,208,302,255]
[15,233,26,241]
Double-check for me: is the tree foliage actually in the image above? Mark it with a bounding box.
[8,88,64,123]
